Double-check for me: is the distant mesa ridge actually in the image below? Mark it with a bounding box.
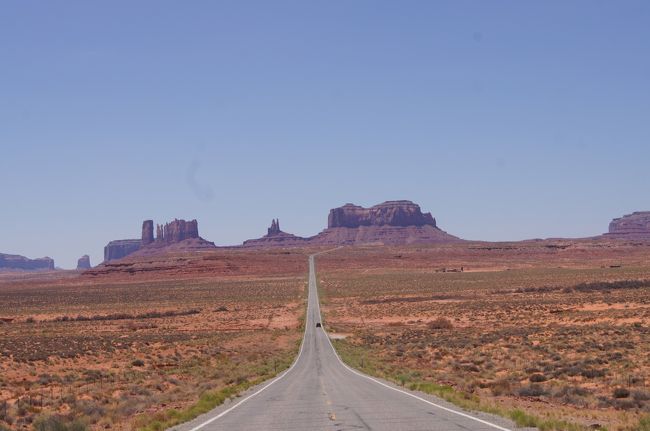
[103,218,214,261]
[0,253,54,271]
[243,200,460,247]
[606,211,650,238]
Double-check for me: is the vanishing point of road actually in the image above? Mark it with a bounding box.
[174,255,529,431]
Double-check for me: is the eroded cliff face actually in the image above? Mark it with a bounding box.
[0,253,55,271]
[104,239,142,262]
[103,218,211,261]
[607,212,650,238]
[156,219,199,243]
[327,201,437,228]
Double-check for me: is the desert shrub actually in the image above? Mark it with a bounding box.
[636,415,650,431]
[490,378,513,396]
[529,373,547,382]
[581,368,606,379]
[633,390,650,402]
[518,384,547,397]
[76,400,105,422]
[428,318,453,330]
[613,387,630,398]
[132,359,145,367]
[33,415,87,431]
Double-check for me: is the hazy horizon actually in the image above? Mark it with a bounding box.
[2,1,649,268]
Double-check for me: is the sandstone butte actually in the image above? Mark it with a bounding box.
[103,218,215,261]
[76,255,91,270]
[604,211,650,239]
[243,200,461,247]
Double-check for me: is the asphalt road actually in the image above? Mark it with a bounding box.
[174,255,529,431]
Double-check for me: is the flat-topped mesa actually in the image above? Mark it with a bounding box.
[0,253,55,271]
[607,211,650,238]
[104,239,142,261]
[328,200,437,228]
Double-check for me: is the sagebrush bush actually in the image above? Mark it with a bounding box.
[428,317,453,330]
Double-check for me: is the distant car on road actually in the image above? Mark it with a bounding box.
[316,322,321,327]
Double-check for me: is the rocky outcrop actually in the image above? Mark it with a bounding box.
[606,212,650,239]
[268,219,281,236]
[77,255,91,270]
[142,220,154,245]
[156,219,199,243]
[243,201,461,247]
[312,201,459,246]
[243,219,309,247]
[0,253,55,271]
[328,201,437,228]
[104,219,213,261]
[104,239,142,261]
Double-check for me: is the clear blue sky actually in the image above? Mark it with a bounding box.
[2,1,649,268]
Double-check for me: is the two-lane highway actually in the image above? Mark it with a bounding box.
[175,255,525,431]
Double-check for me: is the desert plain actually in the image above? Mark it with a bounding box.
[1,239,649,430]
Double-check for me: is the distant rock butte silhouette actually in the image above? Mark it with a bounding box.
[0,253,55,271]
[243,200,460,247]
[103,218,215,261]
[76,255,91,270]
[605,211,650,239]
[243,219,309,247]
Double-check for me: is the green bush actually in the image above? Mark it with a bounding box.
[636,415,650,431]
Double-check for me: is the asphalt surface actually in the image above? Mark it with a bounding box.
[174,255,530,431]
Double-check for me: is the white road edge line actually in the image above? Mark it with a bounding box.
[184,269,313,431]
[312,256,515,431]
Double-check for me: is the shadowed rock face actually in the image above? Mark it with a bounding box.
[268,219,281,236]
[77,255,91,270]
[328,201,437,228]
[104,239,142,261]
[607,212,650,238]
[142,220,154,245]
[0,253,55,271]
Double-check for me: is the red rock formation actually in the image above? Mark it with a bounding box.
[268,219,281,236]
[243,201,460,248]
[313,200,458,246]
[142,220,154,245]
[243,219,309,247]
[104,239,142,261]
[0,253,55,271]
[328,201,437,228]
[161,219,199,243]
[606,212,650,238]
[77,255,91,270]
[104,219,213,261]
